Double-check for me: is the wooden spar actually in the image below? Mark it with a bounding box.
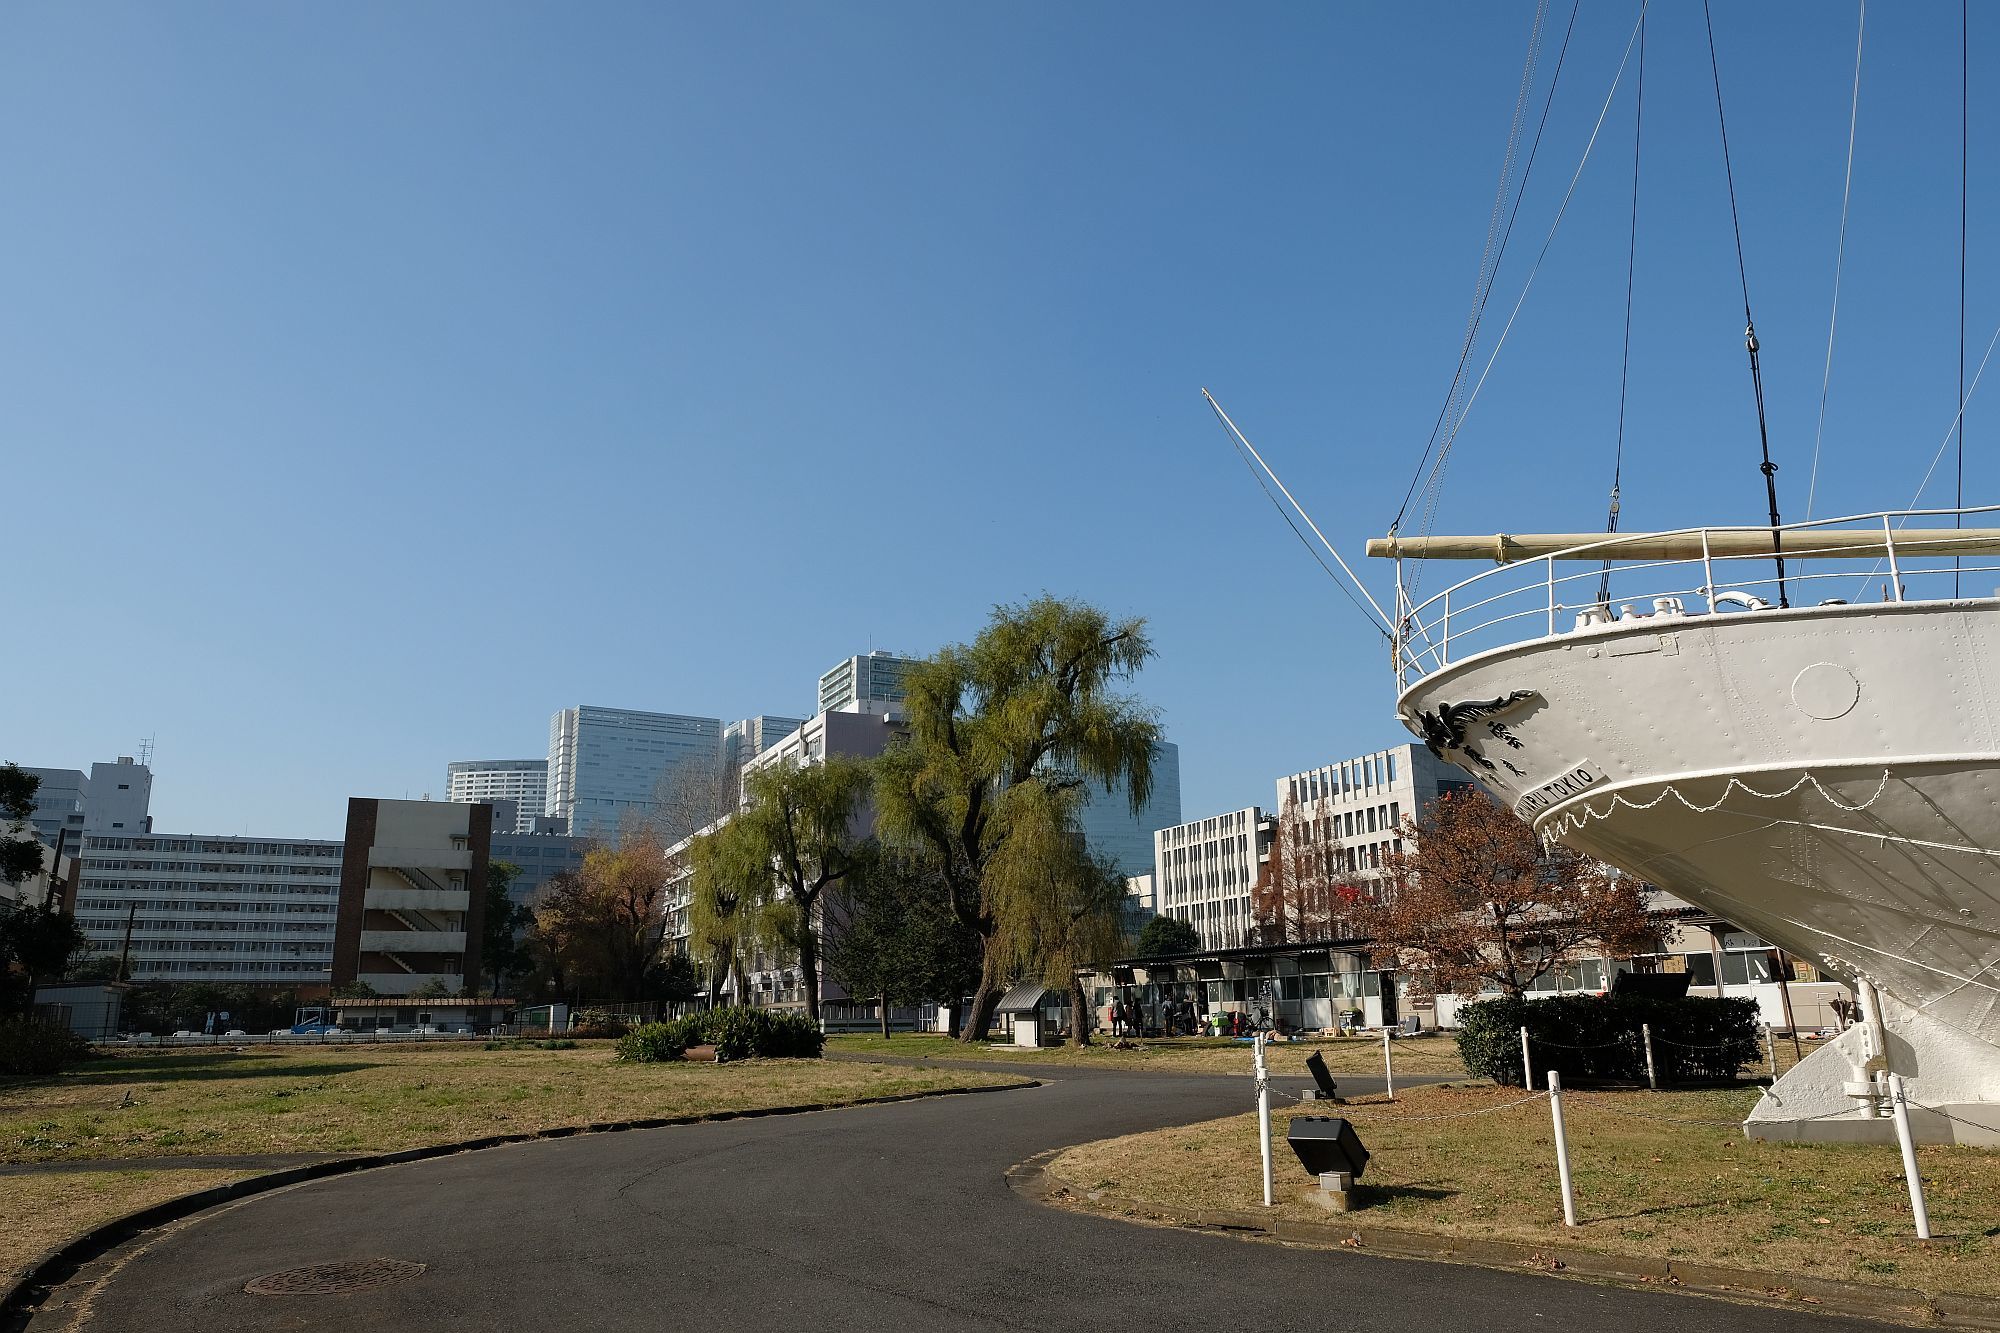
[1365,528,2000,564]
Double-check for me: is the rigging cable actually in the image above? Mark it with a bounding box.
[1806,0,1866,521]
[1597,12,1646,609]
[1408,1,1653,554]
[1391,0,1578,537]
[1206,393,1393,642]
[1956,0,1969,594]
[1703,0,1789,607]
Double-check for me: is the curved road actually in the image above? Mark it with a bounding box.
[35,1060,1881,1332]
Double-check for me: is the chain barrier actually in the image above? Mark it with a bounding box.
[1348,1090,1552,1123]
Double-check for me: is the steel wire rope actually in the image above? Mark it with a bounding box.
[1597,11,1647,608]
[1956,0,1970,595]
[1806,1,1867,520]
[1405,3,1654,560]
[1703,0,1790,607]
[1392,0,1572,542]
[1213,398,1392,641]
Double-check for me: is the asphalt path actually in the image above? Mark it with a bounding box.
[40,1060,1883,1333]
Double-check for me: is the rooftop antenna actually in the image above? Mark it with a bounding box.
[137,736,155,768]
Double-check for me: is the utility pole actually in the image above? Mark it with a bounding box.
[117,902,137,983]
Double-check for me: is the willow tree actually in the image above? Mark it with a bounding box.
[729,754,873,1021]
[687,818,763,1007]
[873,596,1160,1042]
[989,808,1130,1048]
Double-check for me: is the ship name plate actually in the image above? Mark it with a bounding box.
[1516,763,1608,818]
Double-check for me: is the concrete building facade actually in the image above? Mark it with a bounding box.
[70,833,343,983]
[23,757,153,849]
[722,716,804,773]
[818,651,918,715]
[1273,744,1475,881]
[334,798,490,996]
[489,827,591,908]
[546,706,724,841]
[1152,806,1274,952]
[446,760,548,834]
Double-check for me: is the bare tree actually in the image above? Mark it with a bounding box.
[1250,796,1351,946]
[1349,792,1660,1000]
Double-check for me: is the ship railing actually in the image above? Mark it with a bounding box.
[1392,505,2000,688]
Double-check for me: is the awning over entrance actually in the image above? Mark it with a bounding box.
[996,982,1056,1015]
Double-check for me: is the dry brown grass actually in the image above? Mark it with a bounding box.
[1051,1082,2000,1299]
[827,1032,1469,1079]
[0,1043,1025,1167]
[0,1169,257,1291]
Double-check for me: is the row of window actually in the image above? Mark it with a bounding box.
[78,918,332,935]
[1285,751,1402,807]
[79,881,338,897]
[83,862,341,877]
[76,897,335,915]
[85,838,341,857]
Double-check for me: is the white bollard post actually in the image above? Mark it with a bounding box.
[1765,1022,1778,1083]
[1520,1025,1533,1090]
[1254,1033,1274,1208]
[1547,1070,1577,1227]
[1382,1028,1396,1102]
[1642,1022,1658,1092]
[1887,1073,1933,1240]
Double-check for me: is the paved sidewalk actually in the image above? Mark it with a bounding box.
[30,1061,1881,1332]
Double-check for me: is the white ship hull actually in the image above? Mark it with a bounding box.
[1395,597,2000,1142]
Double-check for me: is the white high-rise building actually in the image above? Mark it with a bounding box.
[446,760,548,834]
[22,757,153,849]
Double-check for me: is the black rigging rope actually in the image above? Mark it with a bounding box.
[1702,0,1788,608]
[1391,0,1581,537]
[1598,12,1645,609]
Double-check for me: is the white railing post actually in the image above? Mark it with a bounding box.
[1546,556,1557,635]
[1520,1025,1533,1089]
[1888,1073,1932,1239]
[1882,515,1903,602]
[1765,1022,1778,1084]
[1382,1027,1395,1102]
[1642,1022,1657,1092]
[1700,528,1717,612]
[1254,1032,1274,1208]
[1441,589,1452,666]
[1548,1070,1577,1226]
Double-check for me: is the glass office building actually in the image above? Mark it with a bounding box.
[546,707,724,841]
[1074,741,1183,879]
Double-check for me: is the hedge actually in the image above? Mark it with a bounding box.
[616,1007,824,1063]
[1455,993,1762,1087]
[0,1017,92,1076]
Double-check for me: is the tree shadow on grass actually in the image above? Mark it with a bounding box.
[1357,1182,1457,1205]
[1582,1196,1760,1223]
[4,1055,380,1093]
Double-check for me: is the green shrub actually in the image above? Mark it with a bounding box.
[645,1006,824,1061]
[0,1017,91,1076]
[1455,993,1761,1087]
[567,1010,633,1039]
[616,1023,688,1063]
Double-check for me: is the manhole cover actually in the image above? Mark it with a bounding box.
[244,1258,426,1296]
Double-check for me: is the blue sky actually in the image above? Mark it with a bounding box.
[4,3,1994,839]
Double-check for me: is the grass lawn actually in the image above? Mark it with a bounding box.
[0,1041,1027,1290]
[2,1169,257,1291]
[828,1032,1470,1079]
[1050,1082,2000,1301]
